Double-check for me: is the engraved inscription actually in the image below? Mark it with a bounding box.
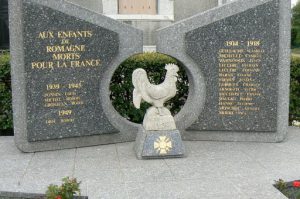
[31,30,101,70]
[23,2,119,141]
[30,30,100,127]
[218,40,263,116]
[185,0,279,132]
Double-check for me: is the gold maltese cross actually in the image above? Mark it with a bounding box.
[154,136,172,155]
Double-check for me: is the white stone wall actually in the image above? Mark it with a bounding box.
[218,0,236,6]
[102,0,118,15]
[66,0,103,13]
[174,0,218,21]
[66,0,218,20]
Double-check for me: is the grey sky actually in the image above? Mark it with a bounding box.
[292,0,298,7]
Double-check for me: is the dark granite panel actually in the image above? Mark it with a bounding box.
[142,130,185,158]
[134,127,185,159]
[23,1,120,141]
[185,0,279,132]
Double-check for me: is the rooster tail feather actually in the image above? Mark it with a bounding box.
[132,68,150,108]
[133,89,142,109]
[132,68,148,88]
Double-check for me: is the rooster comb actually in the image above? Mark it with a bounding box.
[165,63,179,72]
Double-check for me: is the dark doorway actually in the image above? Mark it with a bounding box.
[0,0,9,49]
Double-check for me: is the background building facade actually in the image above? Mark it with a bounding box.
[68,0,221,48]
[0,0,234,50]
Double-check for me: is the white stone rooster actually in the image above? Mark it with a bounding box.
[132,64,179,116]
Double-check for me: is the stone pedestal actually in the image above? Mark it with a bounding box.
[135,126,185,159]
[143,107,176,131]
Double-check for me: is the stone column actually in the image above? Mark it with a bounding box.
[66,0,103,13]
[174,0,218,21]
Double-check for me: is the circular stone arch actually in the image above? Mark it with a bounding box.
[110,53,189,124]
[169,53,206,131]
[100,51,205,136]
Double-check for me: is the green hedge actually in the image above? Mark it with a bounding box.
[0,51,12,131]
[290,55,300,123]
[110,53,189,123]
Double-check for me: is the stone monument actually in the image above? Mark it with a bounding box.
[132,64,185,159]
[9,0,290,153]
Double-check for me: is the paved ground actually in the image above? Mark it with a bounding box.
[0,127,299,199]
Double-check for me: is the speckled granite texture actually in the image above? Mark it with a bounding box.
[156,0,290,142]
[135,127,185,159]
[9,0,143,152]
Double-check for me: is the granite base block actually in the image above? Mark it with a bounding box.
[135,127,185,159]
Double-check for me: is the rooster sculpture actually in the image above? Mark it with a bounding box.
[132,63,179,130]
[132,64,185,158]
[132,64,179,116]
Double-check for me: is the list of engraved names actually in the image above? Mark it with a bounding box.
[218,40,263,116]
